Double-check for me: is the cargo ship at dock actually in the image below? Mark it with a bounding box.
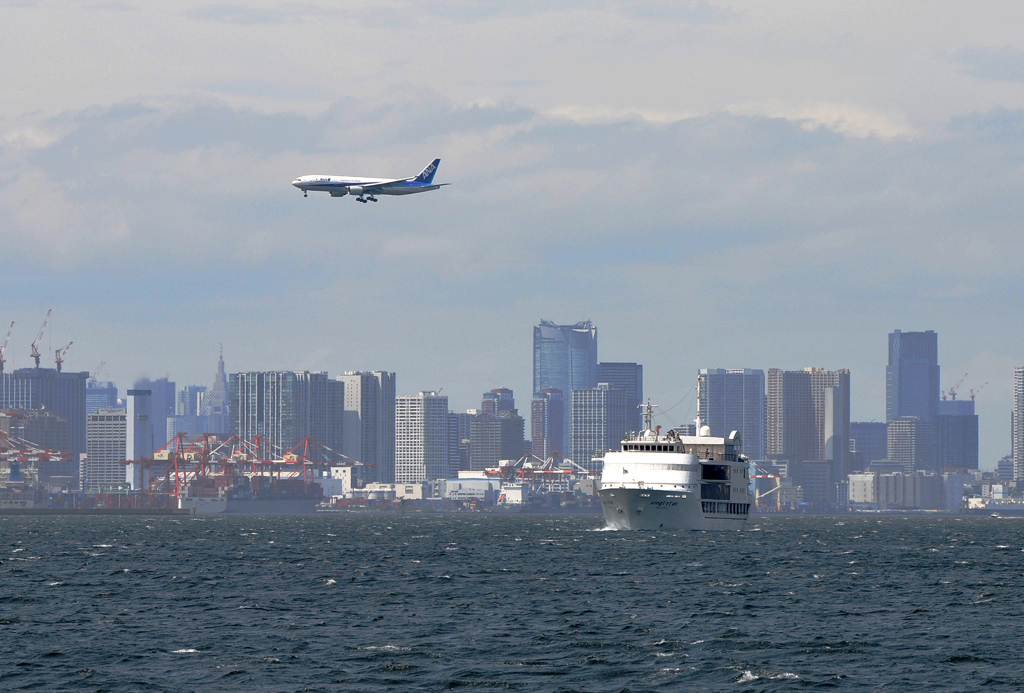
[176,474,322,515]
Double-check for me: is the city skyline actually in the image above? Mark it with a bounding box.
[6,321,1017,471]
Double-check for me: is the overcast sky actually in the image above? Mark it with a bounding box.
[2,1,1023,466]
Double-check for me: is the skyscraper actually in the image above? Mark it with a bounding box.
[936,399,979,471]
[850,421,888,471]
[337,371,396,483]
[229,371,344,456]
[395,391,449,483]
[887,330,940,423]
[133,377,176,451]
[571,383,627,473]
[82,407,126,492]
[531,389,565,459]
[767,368,850,477]
[86,380,118,415]
[597,362,643,433]
[697,368,765,460]
[1,367,88,477]
[533,320,598,457]
[1014,367,1024,480]
[203,351,230,435]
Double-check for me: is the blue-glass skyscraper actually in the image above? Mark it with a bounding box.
[886,330,940,423]
[533,320,598,460]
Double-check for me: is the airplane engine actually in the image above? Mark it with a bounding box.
[349,186,363,196]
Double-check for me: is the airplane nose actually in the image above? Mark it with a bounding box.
[292,180,301,188]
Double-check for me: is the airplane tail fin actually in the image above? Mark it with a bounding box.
[414,158,441,184]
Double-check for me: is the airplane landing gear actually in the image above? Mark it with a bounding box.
[303,191,307,197]
[357,196,368,203]
[368,195,378,202]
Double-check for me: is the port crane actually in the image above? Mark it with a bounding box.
[88,361,106,385]
[0,322,12,374]
[54,342,72,372]
[29,310,51,368]
[941,372,969,401]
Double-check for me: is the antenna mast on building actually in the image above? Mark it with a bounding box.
[0,322,13,374]
[55,342,73,373]
[30,309,51,368]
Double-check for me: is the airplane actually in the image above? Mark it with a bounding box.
[292,158,449,203]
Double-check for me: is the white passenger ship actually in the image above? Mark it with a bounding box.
[599,402,752,530]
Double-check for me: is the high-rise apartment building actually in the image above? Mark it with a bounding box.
[531,389,565,459]
[596,362,643,433]
[767,368,850,477]
[126,388,157,461]
[697,368,766,460]
[82,407,126,492]
[337,371,396,483]
[470,389,525,471]
[481,388,515,416]
[571,383,627,474]
[936,399,978,471]
[395,391,449,483]
[887,330,940,423]
[1,367,88,477]
[1014,367,1024,480]
[469,412,525,471]
[229,371,344,456]
[887,417,937,472]
[533,320,598,457]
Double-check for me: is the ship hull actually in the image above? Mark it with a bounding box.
[599,487,748,531]
[178,496,320,515]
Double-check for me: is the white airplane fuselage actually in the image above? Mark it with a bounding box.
[291,158,447,202]
[292,176,437,196]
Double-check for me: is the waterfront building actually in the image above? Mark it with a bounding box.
[533,320,598,458]
[571,383,627,474]
[597,362,643,433]
[1,367,88,477]
[86,380,118,415]
[766,368,850,478]
[887,330,940,423]
[697,368,765,460]
[1015,367,1024,481]
[229,371,344,456]
[82,407,126,492]
[531,389,565,459]
[395,391,449,483]
[337,371,396,483]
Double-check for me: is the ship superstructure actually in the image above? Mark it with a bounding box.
[598,401,752,530]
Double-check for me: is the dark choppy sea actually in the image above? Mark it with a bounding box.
[2,513,1023,692]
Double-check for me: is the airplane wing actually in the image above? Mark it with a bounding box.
[357,177,414,191]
